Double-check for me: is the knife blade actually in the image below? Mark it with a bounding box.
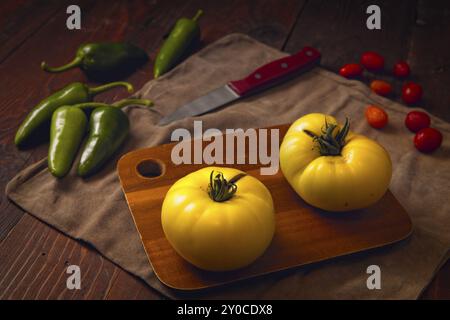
[158,46,321,126]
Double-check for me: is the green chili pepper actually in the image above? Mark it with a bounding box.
[77,98,152,177]
[48,106,88,178]
[41,42,148,81]
[48,99,151,178]
[154,10,203,78]
[14,81,133,148]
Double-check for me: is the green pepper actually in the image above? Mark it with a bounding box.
[48,99,152,178]
[48,106,87,178]
[154,10,203,78]
[77,99,152,177]
[41,42,148,81]
[14,81,133,148]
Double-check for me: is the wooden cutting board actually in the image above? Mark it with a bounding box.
[117,124,413,291]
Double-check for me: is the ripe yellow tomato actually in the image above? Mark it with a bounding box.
[161,167,275,271]
[280,113,392,211]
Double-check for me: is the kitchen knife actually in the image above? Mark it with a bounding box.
[158,46,321,126]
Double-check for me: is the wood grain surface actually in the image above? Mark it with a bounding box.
[117,125,412,290]
[0,0,448,299]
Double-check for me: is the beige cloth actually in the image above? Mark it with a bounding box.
[6,34,450,299]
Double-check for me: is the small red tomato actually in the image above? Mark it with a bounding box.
[414,127,443,153]
[393,61,410,78]
[402,82,423,104]
[370,80,392,96]
[365,105,388,129]
[339,63,363,78]
[405,111,431,133]
[361,51,384,71]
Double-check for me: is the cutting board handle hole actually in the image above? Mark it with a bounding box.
[136,159,165,179]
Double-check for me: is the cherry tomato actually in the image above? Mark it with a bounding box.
[365,105,388,129]
[414,127,443,153]
[393,61,410,78]
[405,111,431,133]
[402,82,423,104]
[370,80,392,96]
[339,63,363,78]
[361,51,384,71]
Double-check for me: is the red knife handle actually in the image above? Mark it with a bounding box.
[228,46,321,96]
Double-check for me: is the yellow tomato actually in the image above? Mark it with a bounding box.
[280,113,392,211]
[161,166,275,271]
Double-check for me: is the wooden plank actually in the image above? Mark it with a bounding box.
[106,269,163,300]
[0,0,66,62]
[410,0,450,298]
[406,0,450,121]
[0,144,33,241]
[284,0,416,66]
[284,0,417,111]
[0,0,68,240]
[0,215,121,299]
[189,0,306,48]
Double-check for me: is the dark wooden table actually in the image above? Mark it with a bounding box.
[0,0,449,299]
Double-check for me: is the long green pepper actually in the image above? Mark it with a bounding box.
[15,81,133,148]
[77,98,154,177]
[42,42,148,81]
[154,10,203,78]
[48,99,152,178]
[48,107,87,178]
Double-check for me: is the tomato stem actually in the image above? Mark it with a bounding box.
[304,117,350,156]
[207,171,246,202]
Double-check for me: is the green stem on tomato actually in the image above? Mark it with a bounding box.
[207,171,246,202]
[303,117,350,156]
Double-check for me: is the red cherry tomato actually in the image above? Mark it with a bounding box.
[393,61,410,78]
[370,80,392,96]
[339,63,363,78]
[414,128,443,153]
[365,105,388,129]
[405,111,431,133]
[361,51,384,71]
[402,82,423,104]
